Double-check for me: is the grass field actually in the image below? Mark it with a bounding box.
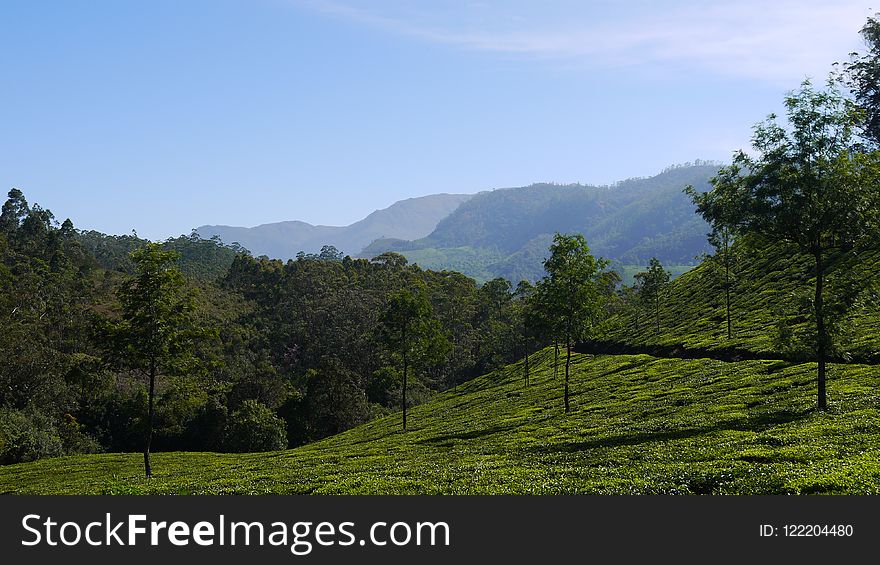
[2,347,879,494]
[603,242,880,359]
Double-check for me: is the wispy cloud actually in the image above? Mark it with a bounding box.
[297,0,876,83]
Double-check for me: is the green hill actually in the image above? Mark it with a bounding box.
[2,347,879,495]
[362,164,719,281]
[601,239,880,360]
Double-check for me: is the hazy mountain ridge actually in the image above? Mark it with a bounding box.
[363,164,720,281]
[196,193,473,258]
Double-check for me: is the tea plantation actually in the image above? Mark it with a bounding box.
[2,347,878,494]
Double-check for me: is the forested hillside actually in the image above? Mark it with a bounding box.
[363,163,718,281]
[0,189,528,465]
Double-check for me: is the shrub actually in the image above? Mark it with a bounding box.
[223,400,287,453]
[0,408,63,464]
[58,413,101,456]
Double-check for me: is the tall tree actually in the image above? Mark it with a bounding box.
[113,243,205,477]
[379,284,449,430]
[691,80,880,410]
[840,13,880,146]
[0,188,29,237]
[685,183,740,339]
[634,258,670,335]
[536,233,610,413]
[475,278,515,372]
[513,280,536,386]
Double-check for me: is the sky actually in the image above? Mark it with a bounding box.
[1,0,876,240]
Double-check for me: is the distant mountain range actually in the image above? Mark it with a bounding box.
[196,193,472,258]
[363,164,719,281]
[198,163,720,282]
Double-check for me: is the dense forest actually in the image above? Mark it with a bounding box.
[0,194,539,465]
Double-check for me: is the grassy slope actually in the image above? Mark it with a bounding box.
[603,242,880,358]
[616,263,694,286]
[2,348,879,494]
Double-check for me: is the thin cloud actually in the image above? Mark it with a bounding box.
[297,0,875,83]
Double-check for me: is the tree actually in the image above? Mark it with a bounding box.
[113,243,205,477]
[513,280,536,386]
[379,284,450,430]
[709,230,737,340]
[0,188,29,235]
[536,233,610,413]
[840,13,880,145]
[685,181,742,339]
[474,278,514,373]
[691,80,880,410]
[304,359,369,439]
[223,400,288,453]
[634,258,670,335]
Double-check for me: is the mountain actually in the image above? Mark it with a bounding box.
[362,164,720,281]
[196,193,473,259]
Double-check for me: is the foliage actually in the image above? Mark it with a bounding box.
[110,243,208,476]
[78,229,246,281]
[0,183,546,466]
[633,258,671,334]
[688,80,880,410]
[4,350,880,494]
[534,233,612,412]
[0,409,63,464]
[223,400,288,453]
[379,284,450,430]
[839,12,880,145]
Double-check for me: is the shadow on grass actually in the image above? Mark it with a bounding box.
[416,423,520,445]
[529,408,814,453]
[592,363,644,380]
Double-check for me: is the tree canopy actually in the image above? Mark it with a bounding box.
[113,243,208,476]
[690,80,880,409]
[535,233,612,413]
[379,284,450,430]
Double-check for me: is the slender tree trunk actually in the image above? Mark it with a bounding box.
[553,342,559,379]
[564,339,571,413]
[725,239,732,339]
[814,250,827,411]
[655,293,661,334]
[402,352,408,430]
[144,358,156,478]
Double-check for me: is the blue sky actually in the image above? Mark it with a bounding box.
[1,0,875,239]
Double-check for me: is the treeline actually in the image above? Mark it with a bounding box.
[0,190,260,464]
[0,193,539,464]
[220,250,533,443]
